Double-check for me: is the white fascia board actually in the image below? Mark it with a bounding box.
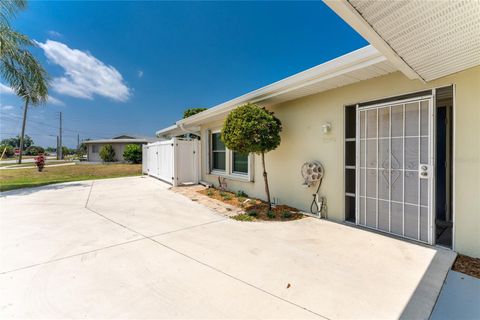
[323,0,423,82]
[155,124,179,137]
[177,45,390,127]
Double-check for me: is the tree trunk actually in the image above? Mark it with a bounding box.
[18,98,29,164]
[261,151,272,210]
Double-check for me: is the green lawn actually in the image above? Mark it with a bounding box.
[0,164,142,192]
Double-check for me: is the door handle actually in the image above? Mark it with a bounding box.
[419,165,429,179]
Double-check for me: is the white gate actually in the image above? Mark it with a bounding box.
[356,96,434,244]
[143,138,199,186]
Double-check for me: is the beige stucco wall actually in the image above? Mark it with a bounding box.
[199,66,479,258]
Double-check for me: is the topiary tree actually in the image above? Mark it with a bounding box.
[222,103,282,209]
[99,144,116,162]
[123,144,142,164]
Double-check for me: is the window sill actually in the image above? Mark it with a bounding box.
[208,171,253,183]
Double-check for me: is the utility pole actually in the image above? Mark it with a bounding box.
[58,112,63,160]
[77,133,80,150]
[56,136,59,160]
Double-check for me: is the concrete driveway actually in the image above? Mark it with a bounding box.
[0,176,455,319]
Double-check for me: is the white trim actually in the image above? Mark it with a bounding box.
[323,0,423,82]
[451,84,456,251]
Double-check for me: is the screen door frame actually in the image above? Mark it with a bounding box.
[355,94,435,245]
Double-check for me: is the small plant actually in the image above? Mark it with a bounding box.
[219,191,227,198]
[206,188,214,196]
[232,214,254,222]
[267,210,276,219]
[247,210,257,217]
[34,154,45,172]
[123,144,142,163]
[100,144,116,162]
[282,211,292,219]
[223,194,232,201]
[236,190,248,198]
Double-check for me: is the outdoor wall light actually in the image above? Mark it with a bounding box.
[322,122,332,134]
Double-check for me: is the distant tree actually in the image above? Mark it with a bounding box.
[25,145,44,156]
[183,107,207,119]
[123,144,142,164]
[222,103,282,209]
[0,0,49,164]
[0,145,14,158]
[99,144,116,162]
[0,135,33,148]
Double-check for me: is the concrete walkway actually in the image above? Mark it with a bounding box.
[0,176,456,319]
[430,270,480,320]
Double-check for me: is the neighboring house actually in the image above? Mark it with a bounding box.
[155,1,480,258]
[84,135,156,162]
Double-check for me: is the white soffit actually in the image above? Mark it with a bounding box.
[174,45,396,127]
[326,0,480,82]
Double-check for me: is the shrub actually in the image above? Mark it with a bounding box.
[267,211,276,219]
[123,144,142,163]
[282,211,292,219]
[236,190,248,198]
[247,210,257,217]
[223,194,232,201]
[206,188,214,196]
[25,145,45,156]
[100,144,116,162]
[0,145,14,158]
[232,214,253,222]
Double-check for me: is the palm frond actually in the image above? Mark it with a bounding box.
[0,0,27,27]
[0,26,49,105]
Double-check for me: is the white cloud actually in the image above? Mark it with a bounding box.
[137,70,144,78]
[36,40,131,102]
[1,105,14,111]
[0,83,14,95]
[47,96,65,106]
[48,30,63,38]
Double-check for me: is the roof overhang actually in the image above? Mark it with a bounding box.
[324,0,480,82]
[155,45,396,134]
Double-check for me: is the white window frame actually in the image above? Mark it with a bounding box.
[206,129,254,182]
[210,130,226,173]
[91,144,99,153]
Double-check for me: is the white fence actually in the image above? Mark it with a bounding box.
[142,138,199,186]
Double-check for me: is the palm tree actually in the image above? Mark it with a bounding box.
[0,0,49,163]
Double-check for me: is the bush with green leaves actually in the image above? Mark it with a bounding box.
[267,211,276,219]
[25,145,45,156]
[123,144,142,163]
[100,144,116,162]
[236,190,248,198]
[0,145,14,158]
[222,103,282,209]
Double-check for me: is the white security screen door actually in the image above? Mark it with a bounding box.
[356,96,434,244]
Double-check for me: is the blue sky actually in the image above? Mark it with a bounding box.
[0,1,366,148]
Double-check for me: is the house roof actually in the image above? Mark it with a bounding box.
[324,0,480,82]
[84,136,157,144]
[157,45,397,137]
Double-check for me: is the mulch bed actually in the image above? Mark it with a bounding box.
[452,254,480,279]
[197,187,303,221]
